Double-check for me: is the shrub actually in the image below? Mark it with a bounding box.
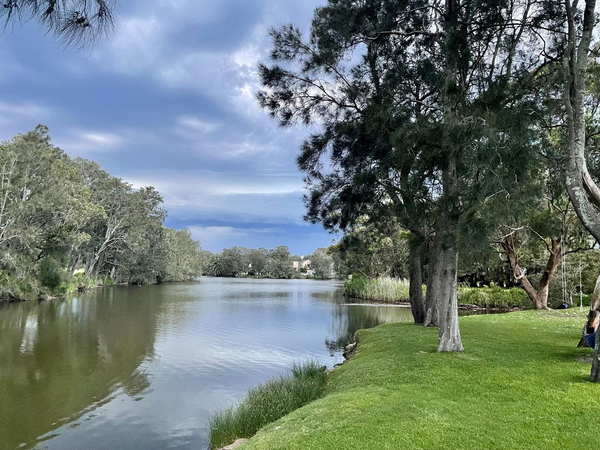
[38,257,69,295]
[208,360,327,449]
[548,291,592,309]
[102,275,116,286]
[457,286,531,309]
[0,271,43,301]
[345,273,369,298]
[60,272,106,295]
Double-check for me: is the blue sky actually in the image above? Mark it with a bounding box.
[0,0,339,255]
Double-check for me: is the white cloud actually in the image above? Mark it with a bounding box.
[190,225,246,239]
[0,101,50,119]
[0,0,334,254]
[85,0,323,127]
[188,226,255,251]
[58,130,126,154]
[128,168,302,197]
[81,132,124,146]
[187,225,283,249]
[127,168,306,223]
[187,136,284,161]
[175,115,221,135]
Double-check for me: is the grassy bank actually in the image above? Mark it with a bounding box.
[345,275,532,309]
[209,361,327,449]
[242,310,600,449]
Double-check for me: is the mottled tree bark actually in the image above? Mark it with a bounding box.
[408,237,426,325]
[564,0,600,243]
[425,213,463,350]
[562,0,599,382]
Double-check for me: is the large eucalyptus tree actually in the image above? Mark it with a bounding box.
[556,0,600,381]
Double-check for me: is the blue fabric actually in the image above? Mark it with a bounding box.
[584,332,596,348]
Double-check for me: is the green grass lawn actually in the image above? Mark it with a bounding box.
[242,310,600,450]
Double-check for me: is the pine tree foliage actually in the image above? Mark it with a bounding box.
[1,0,118,47]
[258,0,570,350]
[258,0,550,235]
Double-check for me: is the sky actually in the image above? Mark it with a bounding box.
[0,0,339,255]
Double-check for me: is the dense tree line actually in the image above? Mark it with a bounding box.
[204,245,334,279]
[0,126,203,301]
[328,219,409,280]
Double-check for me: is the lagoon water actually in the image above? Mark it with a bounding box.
[0,277,414,450]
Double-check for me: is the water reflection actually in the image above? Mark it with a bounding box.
[0,278,414,450]
[0,287,163,450]
[325,305,414,355]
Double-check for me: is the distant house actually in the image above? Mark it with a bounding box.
[292,259,313,276]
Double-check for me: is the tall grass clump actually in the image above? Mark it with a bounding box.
[457,285,531,309]
[208,360,327,449]
[345,275,534,309]
[345,275,413,302]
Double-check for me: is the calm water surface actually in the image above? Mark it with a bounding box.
[0,277,414,450]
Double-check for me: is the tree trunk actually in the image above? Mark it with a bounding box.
[535,238,562,309]
[85,254,96,278]
[437,242,463,352]
[504,236,539,306]
[424,218,463,350]
[590,271,600,311]
[427,0,463,353]
[561,0,598,381]
[502,236,561,310]
[408,236,426,325]
[592,329,600,382]
[68,253,80,275]
[564,0,600,244]
[86,250,106,279]
[424,234,442,327]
